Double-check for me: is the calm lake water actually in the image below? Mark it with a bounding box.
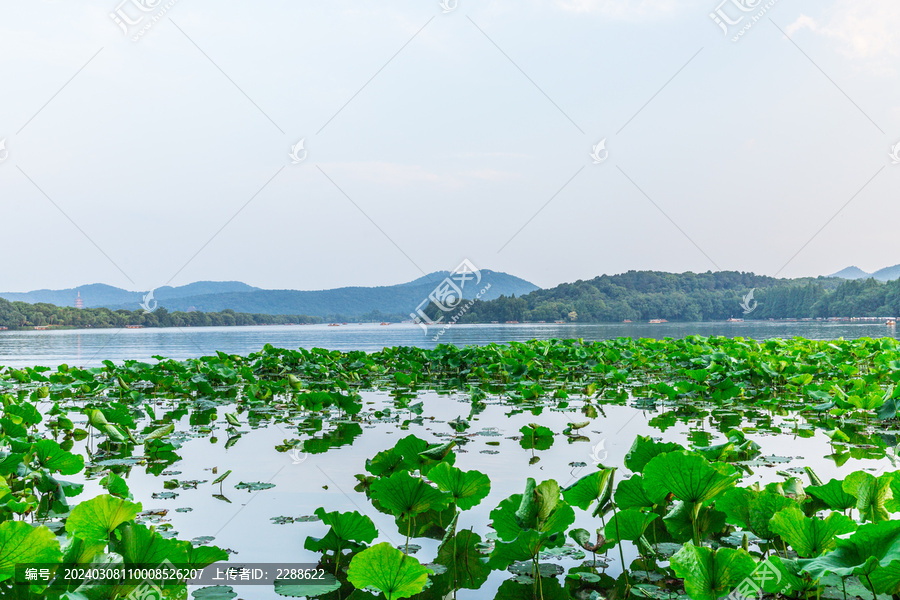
[72,390,861,600]
[0,320,897,367]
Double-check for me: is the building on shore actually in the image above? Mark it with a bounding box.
[75,292,84,309]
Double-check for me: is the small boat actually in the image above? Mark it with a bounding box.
[727,318,744,323]
[505,320,519,324]
[328,323,340,327]
[380,322,390,326]
[888,319,896,326]
[554,320,565,324]
[649,319,667,324]
[623,319,632,323]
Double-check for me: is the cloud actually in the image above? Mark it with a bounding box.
[787,1,900,63]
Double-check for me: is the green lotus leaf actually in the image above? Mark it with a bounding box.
[0,521,63,582]
[366,447,404,477]
[769,505,856,558]
[717,487,797,541]
[61,536,106,566]
[877,386,898,420]
[756,556,809,596]
[519,424,554,451]
[100,472,131,499]
[843,471,894,523]
[31,439,84,475]
[234,481,275,491]
[176,543,230,570]
[491,494,526,542]
[487,529,545,571]
[514,478,537,530]
[400,435,456,475]
[427,462,490,511]
[110,522,184,566]
[604,508,658,542]
[490,479,575,543]
[568,528,592,550]
[562,468,615,514]
[347,542,431,600]
[747,493,797,541]
[662,501,726,543]
[369,471,450,520]
[66,494,141,543]
[273,573,341,597]
[643,451,738,506]
[614,475,656,510]
[806,478,856,511]
[669,543,756,600]
[144,423,175,442]
[368,436,456,477]
[419,440,456,461]
[303,507,378,554]
[434,528,491,590]
[534,479,560,523]
[492,577,573,600]
[193,586,238,600]
[624,435,683,473]
[211,470,231,486]
[799,520,900,594]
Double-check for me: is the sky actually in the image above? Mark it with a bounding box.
[1,0,899,293]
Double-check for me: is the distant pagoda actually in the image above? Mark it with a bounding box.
[75,292,84,309]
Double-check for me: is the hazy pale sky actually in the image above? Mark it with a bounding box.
[1,0,898,292]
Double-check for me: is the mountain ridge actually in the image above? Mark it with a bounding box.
[828,264,900,282]
[0,271,538,319]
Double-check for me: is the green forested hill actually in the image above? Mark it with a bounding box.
[450,270,878,323]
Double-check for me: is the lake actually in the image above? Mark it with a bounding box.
[1,320,897,368]
[4,334,897,599]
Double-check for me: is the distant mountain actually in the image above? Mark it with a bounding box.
[828,265,900,282]
[0,271,538,319]
[0,281,258,308]
[828,266,871,280]
[872,265,900,281]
